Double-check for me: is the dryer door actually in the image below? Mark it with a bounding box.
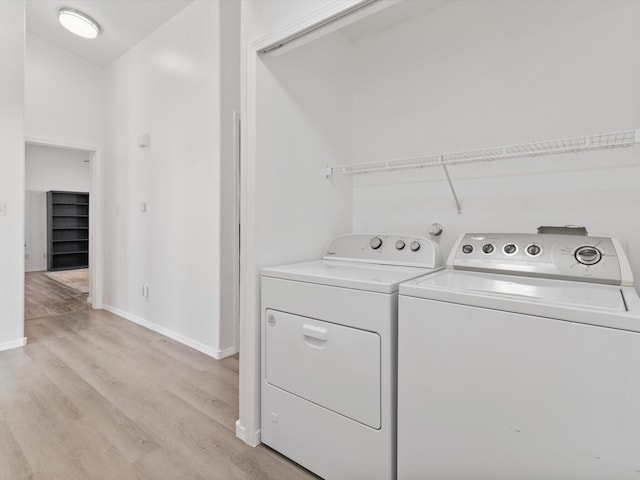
[264,309,381,429]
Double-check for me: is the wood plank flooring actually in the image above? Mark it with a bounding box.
[0,309,318,479]
[25,271,90,320]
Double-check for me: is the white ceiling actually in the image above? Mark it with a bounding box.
[26,0,193,67]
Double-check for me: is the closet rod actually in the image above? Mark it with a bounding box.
[258,0,380,55]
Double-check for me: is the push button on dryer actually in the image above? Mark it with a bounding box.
[370,237,383,250]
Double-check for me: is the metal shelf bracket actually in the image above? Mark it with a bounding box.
[439,155,462,214]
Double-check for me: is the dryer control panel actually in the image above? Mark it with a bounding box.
[449,233,633,286]
[324,234,443,269]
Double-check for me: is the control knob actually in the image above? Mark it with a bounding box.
[370,237,383,250]
[482,244,495,254]
[526,244,542,256]
[395,240,405,250]
[410,241,421,252]
[503,243,517,255]
[461,244,474,254]
[575,246,602,266]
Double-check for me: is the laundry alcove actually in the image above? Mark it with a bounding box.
[241,0,640,446]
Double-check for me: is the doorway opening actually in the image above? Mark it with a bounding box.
[24,140,103,324]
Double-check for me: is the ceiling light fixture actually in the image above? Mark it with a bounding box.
[58,8,101,39]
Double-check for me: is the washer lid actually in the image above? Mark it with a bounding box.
[262,260,437,294]
[406,269,627,312]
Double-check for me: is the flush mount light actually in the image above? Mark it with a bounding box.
[58,8,101,39]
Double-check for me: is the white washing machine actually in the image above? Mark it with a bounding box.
[398,232,640,479]
[261,234,442,480]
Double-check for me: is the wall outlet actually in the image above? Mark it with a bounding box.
[142,284,150,302]
[0,202,6,216]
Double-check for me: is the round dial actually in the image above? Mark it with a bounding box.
[482,244,495,254]
[370,236,383,250]
[395,240,405,250]
[503,243,517,255]
[526,244,542,256]
[410,241,421,252]
[575,246,602,266]
[461,244,474,254]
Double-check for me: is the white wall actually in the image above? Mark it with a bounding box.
[256,35,354,269]
[238,0,360,445]
[104,0,239,358]
[25,33,104,148]
[25,144,91,272]
[0,0,26,350]
[351,0,640,286]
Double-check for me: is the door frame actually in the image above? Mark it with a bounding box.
[24,136,104,310]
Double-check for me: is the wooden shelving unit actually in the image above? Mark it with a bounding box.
[47,191,90,271]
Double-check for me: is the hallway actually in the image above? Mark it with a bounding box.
[24,271,89,320]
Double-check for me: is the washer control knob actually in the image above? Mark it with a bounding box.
[410,241,421,252]
[370,236,383,250]
[526,244,542,256]
[503,243,517,255]
[461,244,474,254]
[482,244,495,254]
[575,246,602,265]
[395,240,406,250]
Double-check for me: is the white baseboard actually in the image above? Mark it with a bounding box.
[218,345,239,358]
[102,304,237,360]
[235,419,261,447]
[0,337,27,352]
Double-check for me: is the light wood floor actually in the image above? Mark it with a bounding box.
[0,309,318,479]
[25,271,90,320]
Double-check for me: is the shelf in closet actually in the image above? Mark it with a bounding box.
[325,129,640,213]
[47,191,90,271]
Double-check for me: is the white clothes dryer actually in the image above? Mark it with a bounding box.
[261,234,442,480]
[398,233,640,479]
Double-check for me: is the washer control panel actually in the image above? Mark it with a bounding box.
[324,234,443,268]
[450,233,632,285]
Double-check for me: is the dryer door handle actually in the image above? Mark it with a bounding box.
[302,324,329,344]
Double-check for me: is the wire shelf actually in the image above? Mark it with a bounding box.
[326,129,639,176]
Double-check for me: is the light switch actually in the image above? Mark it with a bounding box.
[0,202,6,216]
[140,202,147,212]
